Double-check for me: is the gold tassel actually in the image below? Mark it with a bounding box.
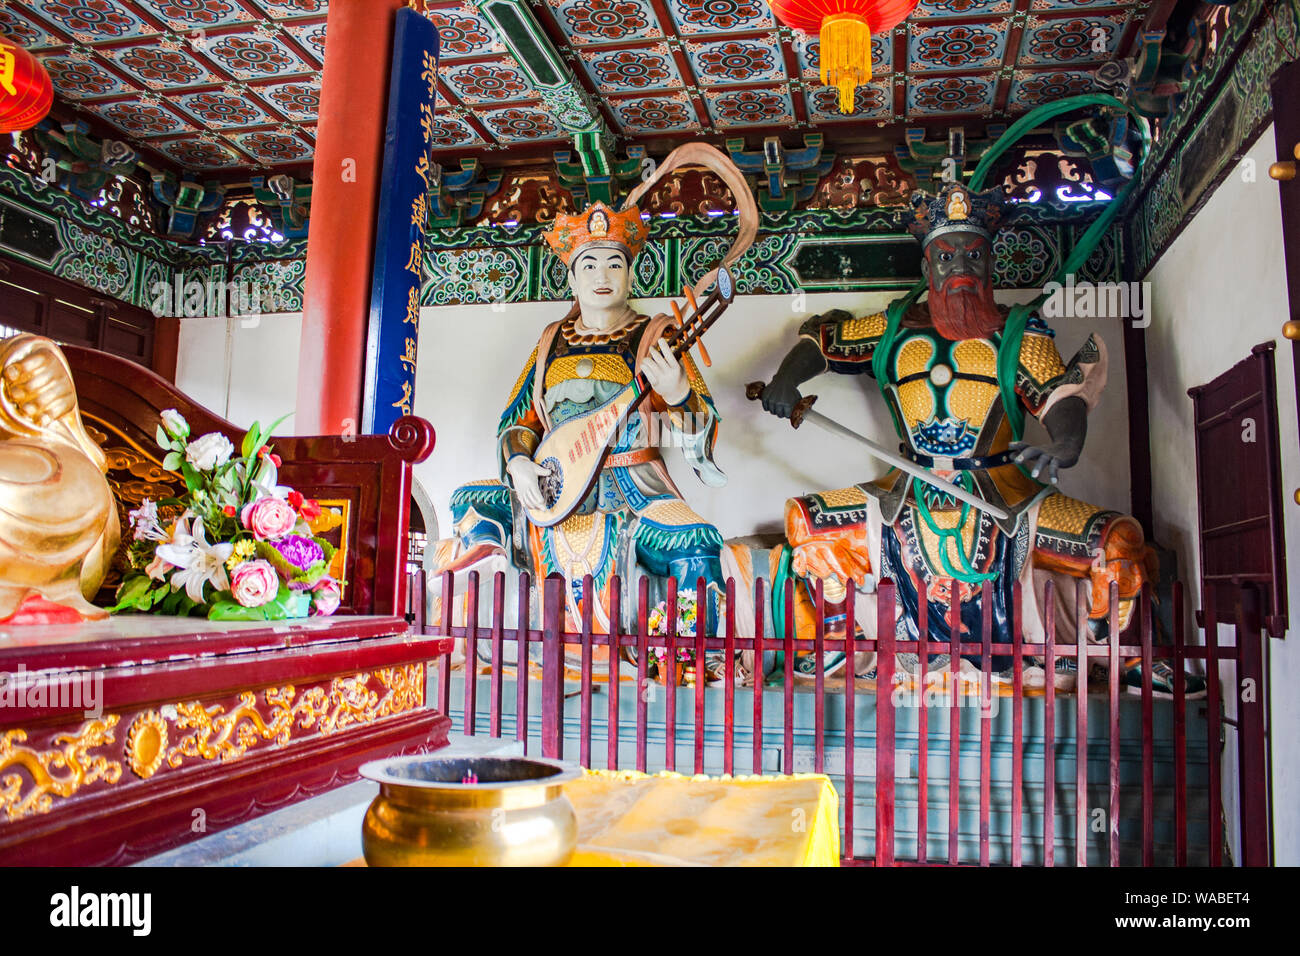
[819,14,873,114]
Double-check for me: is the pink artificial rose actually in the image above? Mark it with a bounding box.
[311,578,341,617]
[241,496,297,540]
[230,559,280,608]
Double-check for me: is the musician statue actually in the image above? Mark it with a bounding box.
[747,183,1195,693]
[430,145,757,676]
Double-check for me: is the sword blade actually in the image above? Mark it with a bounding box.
[801,408,1011,521]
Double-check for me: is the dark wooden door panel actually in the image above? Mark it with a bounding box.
[1189,343,1288,637]
[0,253,158,369]
[1271,61,1300,437]
[0,277,44,334]
[46,297,99,346]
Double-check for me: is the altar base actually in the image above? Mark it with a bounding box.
[0,614,451,866]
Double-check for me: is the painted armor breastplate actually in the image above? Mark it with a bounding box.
[885,329,1004,458]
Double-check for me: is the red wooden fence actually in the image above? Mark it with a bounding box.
[409,569,1272,866]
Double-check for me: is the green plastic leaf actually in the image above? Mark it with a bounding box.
[240,423,261,460]
[208,584,309,621]
[265,413,292,438]
[157,588,183,614]
[245,413,291,465]
[162,450,182,471]
[207,600,269,622]
[155,425,171,451]
[107,574,154,613]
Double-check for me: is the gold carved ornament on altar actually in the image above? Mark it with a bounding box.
[0,719,123,821]
[0,665,424,822]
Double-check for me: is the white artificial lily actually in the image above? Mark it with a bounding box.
[247,455,292,502]
[128,499,169,542]
[144,554,174,581]
[155,514,234,603]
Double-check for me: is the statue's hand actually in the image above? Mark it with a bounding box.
[759,375,803,421]
[506,454,551,512]
[792,538,871,585]
[3,346,76,429]
[642,339,689,407]
[1010,439,1081,485]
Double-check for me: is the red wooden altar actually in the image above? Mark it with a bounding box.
[0,348,451,866]
[0,615,449,866]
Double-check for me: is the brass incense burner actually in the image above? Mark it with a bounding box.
[359,755,581,867]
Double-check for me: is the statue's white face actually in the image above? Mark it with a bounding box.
[568,247,630,315]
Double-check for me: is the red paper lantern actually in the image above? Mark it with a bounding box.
[0,38,53,134]
[768,0,920,113]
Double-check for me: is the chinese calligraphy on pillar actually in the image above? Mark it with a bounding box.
[362,6,439,434]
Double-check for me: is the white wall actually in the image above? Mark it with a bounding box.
[413,291,1132,542]
[1144,126,1299,865]
[176,291,1133,548]
[176,312,302,434]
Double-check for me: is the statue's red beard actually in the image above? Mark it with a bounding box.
[928,274,1003,340]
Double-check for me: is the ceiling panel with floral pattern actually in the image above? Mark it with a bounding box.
[0,0,1157,172]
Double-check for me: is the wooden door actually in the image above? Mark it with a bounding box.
[1272,60,1300,447]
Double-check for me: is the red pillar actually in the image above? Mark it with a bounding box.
[296,0,406,436]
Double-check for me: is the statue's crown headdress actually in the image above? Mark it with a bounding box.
[908,184,1005,249]
[543,201,648,268]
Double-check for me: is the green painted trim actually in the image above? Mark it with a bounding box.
[786,234,922,290]
[663,236,680,297]
[526,243,542,300]
[1127,0,1295,276]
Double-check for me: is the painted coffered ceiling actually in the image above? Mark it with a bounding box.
[0,0,1162,175]
[0,0,325,174]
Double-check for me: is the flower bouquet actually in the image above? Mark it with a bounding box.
[109,409,341,621]
[647,588,725,685]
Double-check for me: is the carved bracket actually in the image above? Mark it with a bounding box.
[150,172,227,240]
[249,173,312,239]
[726,133,834,212]
[554,134,645,207]
[32,119,138,203]
[428,158,504,229]
[895,125,1007,188]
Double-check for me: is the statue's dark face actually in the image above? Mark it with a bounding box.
[921,232,993,296]
[921,231,1002,339]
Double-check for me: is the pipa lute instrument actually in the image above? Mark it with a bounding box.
[522,267,735,528]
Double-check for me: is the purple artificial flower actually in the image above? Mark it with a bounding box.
[272,534,325,572]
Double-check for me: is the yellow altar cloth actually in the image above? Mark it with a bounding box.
[564,770,840,867]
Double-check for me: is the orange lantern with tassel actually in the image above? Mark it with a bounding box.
[0,38,53,134]
[769,0,919,113]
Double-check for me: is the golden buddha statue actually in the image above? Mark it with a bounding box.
[0,334,117,623]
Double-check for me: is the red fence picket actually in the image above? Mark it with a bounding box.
[415,568,1269,867]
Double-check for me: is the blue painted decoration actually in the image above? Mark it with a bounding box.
[363,6,440,434]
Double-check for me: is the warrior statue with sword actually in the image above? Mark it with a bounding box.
[749,182,1198,694]
[431,144,756,671]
